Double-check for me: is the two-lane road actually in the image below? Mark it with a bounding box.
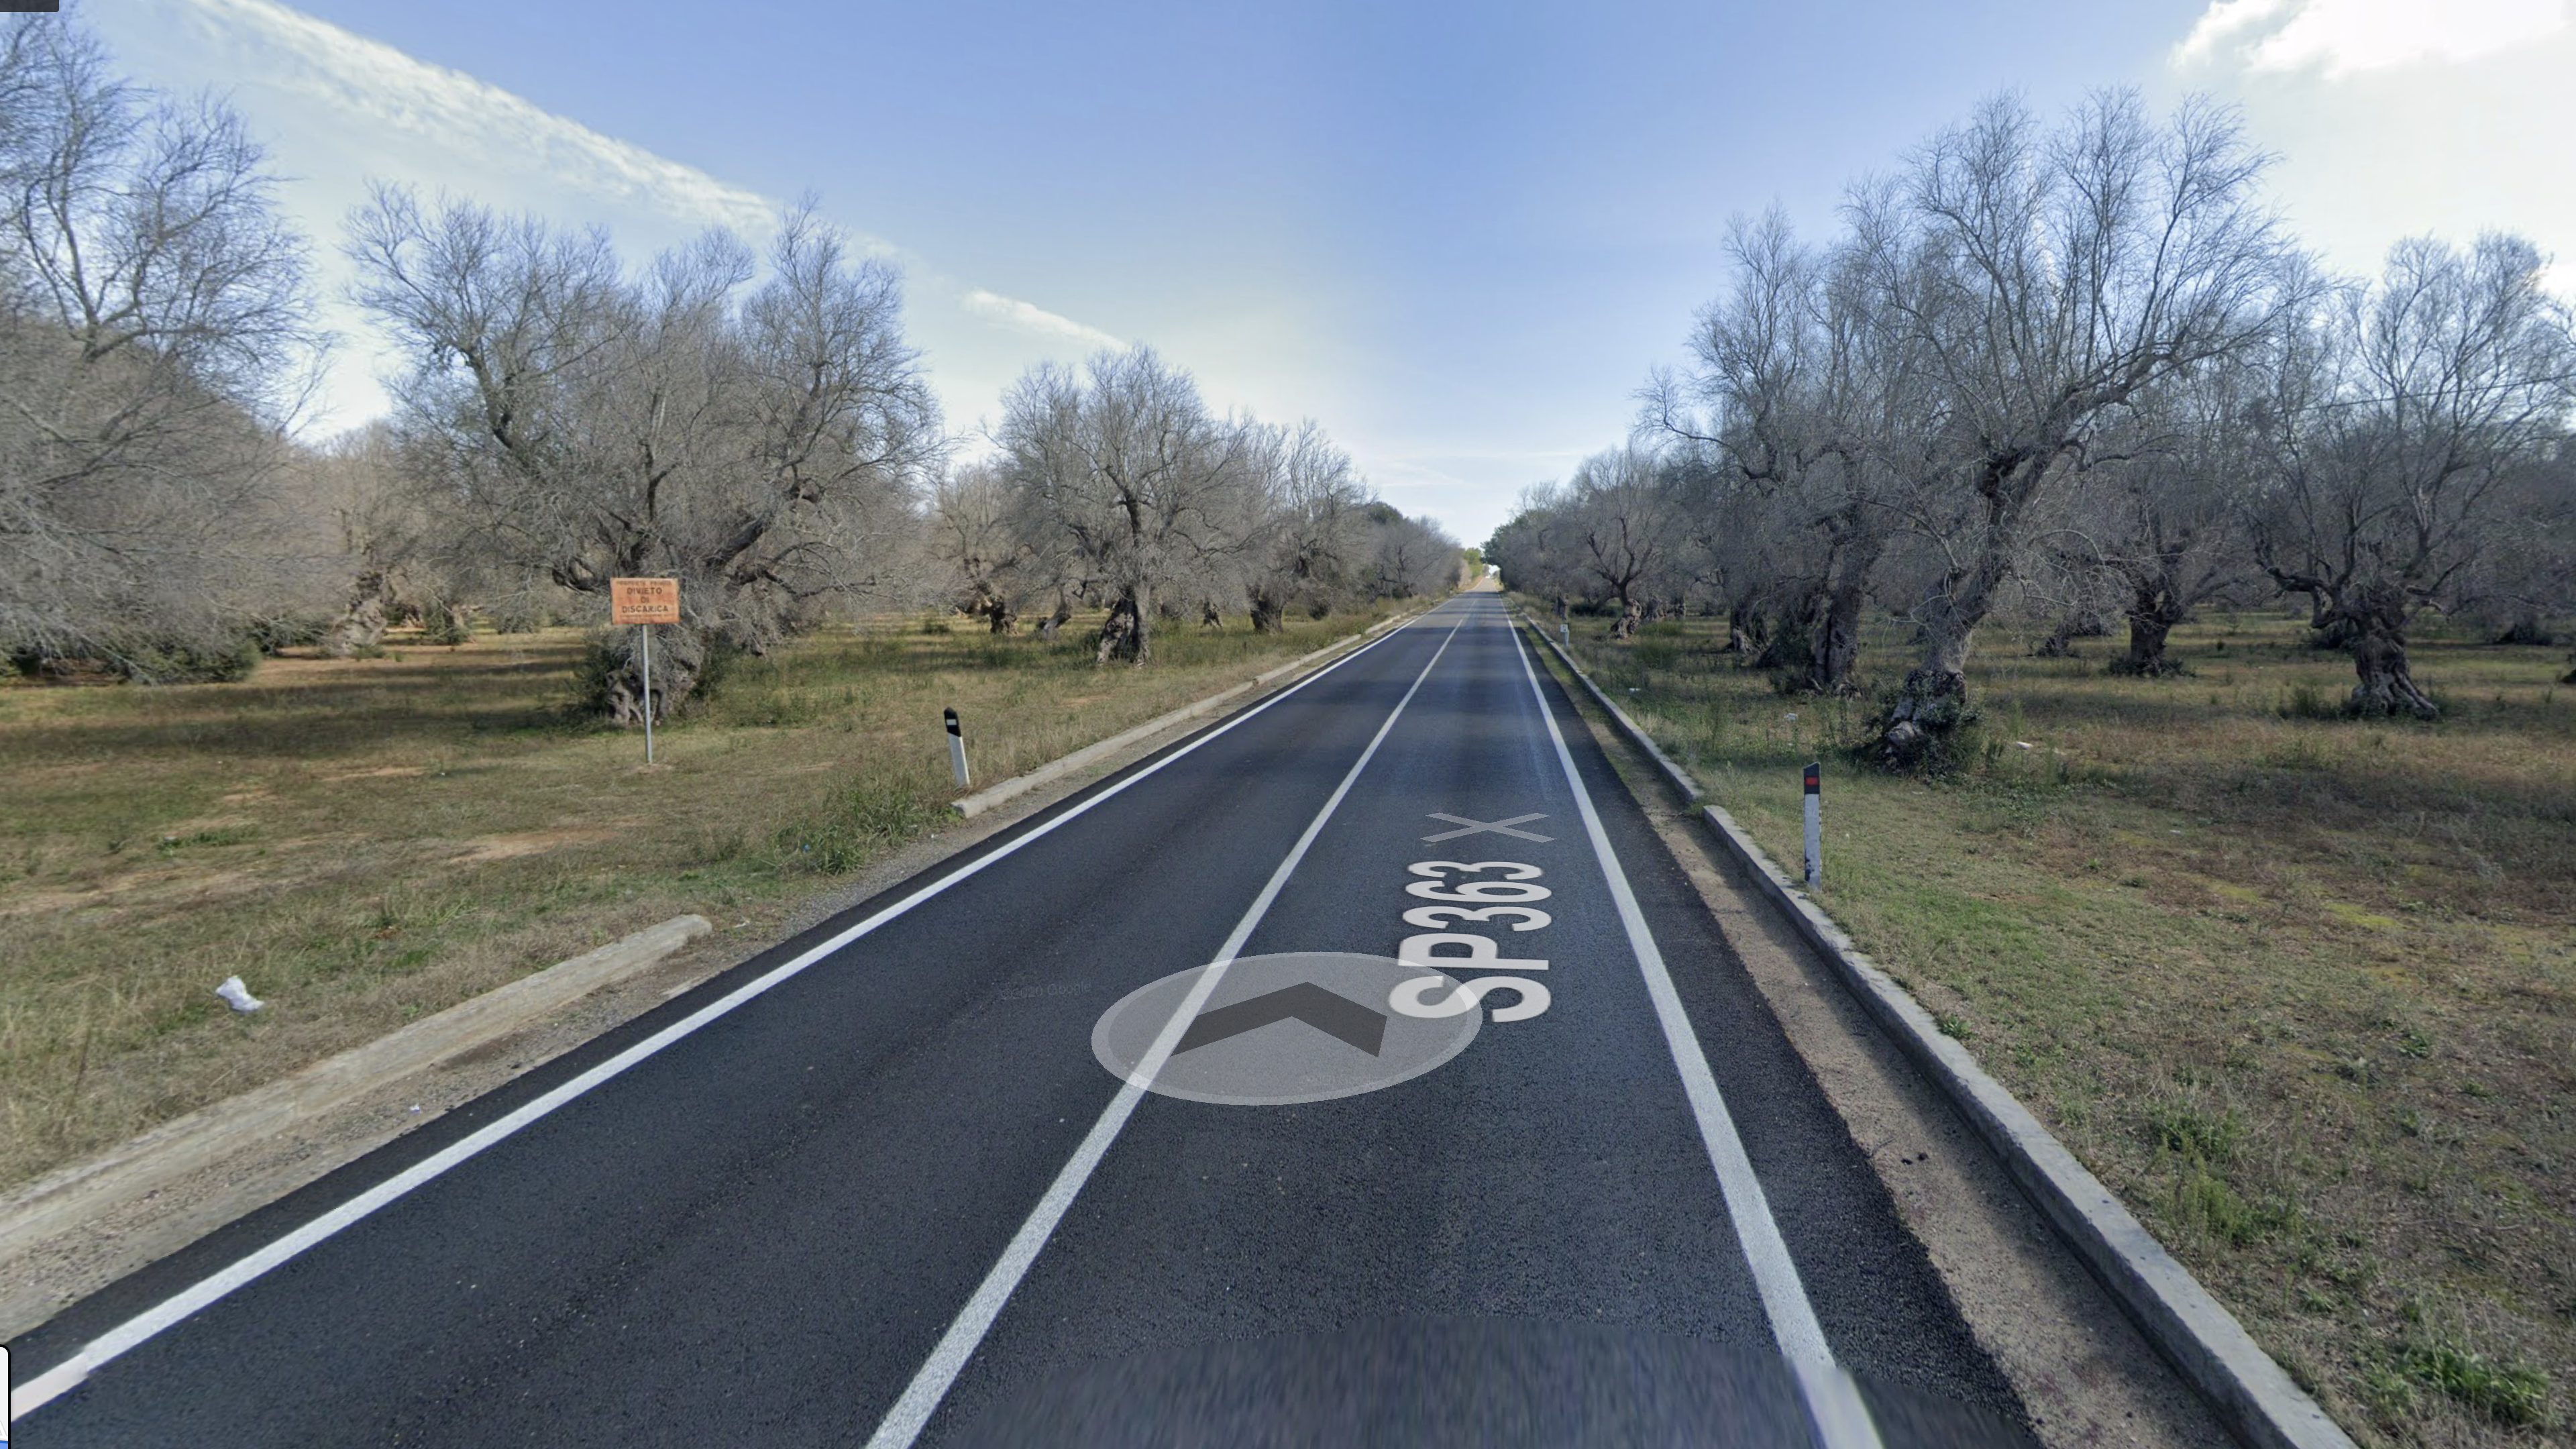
[13,592,2035,1446]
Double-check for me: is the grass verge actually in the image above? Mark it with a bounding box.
[0,604,1405,1193]
[1528,601,2573,1447]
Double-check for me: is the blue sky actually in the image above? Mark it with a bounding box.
[84,0,2576,546]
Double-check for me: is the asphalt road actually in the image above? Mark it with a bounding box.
[12,593,2039,1447]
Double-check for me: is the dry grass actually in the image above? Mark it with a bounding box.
[0,606,1401,1194]
[1537,603,2575,1446]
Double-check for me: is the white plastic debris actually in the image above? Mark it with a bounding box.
[215,975,264,1013]
[2015,741,2035,749]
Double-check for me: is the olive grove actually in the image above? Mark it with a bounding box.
[1488,87,2576,763]
[961,345,1456,663]
[347,191,942,717]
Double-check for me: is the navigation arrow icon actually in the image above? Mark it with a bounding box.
[1175,981,1388,1057]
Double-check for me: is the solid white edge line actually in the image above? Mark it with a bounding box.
[859,611,1472,1449]
[11,606,1456,1423]
[1506,618,1885,1449]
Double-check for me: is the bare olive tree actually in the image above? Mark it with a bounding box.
[1854,91,2292,763]
[2050,362,2257,676]
[1357,501,1461,601]
[992,346,1261,663]
[349,191,939,717]
[0,13,322,678]
[1483,482,1587,611]
[2246,234,2576,716]
[1562,445,1678,635]
[1652,211,1924,690]
[930,458,1046,633]
[1242,420,1371,630]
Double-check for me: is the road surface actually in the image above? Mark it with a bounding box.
[13,592,2037,1446]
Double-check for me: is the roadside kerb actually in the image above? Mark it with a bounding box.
[0,914,712,1269]
[1520,614,2356,1449]
[951,606,1430,818]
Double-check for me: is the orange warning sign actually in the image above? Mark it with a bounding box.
[610,577,680,625]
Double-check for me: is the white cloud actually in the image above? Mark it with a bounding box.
[959,289,1123,351]
[89,0,1120,431]
[2175,0,2569,77]
[178,0,784,240]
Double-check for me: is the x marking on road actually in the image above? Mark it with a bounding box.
[1421,812,1552,843]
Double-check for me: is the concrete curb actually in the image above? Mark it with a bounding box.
[1521,616,2356,1449]
[951,606,1428,818]
[0,914,712,1265]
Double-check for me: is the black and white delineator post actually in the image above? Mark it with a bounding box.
[945,707,969,788]
[1802,761,1823,888]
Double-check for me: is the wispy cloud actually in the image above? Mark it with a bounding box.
[180,0,782,239]
[161,0,1113,352]
[959,289,1122,350]
[2174,0,2569,77]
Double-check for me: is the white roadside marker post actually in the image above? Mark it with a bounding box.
[945,707,970,788]
[1561,621,1570,648]
[1803,761,1823,888]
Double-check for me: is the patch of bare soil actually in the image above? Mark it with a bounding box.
[319,765,425,782]
[450,828,614,864]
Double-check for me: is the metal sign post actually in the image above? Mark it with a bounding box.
[609,578,681,763]
[1803,761,1823,888]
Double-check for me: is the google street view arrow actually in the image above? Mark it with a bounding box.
[1094,953,1479,1105]
[1175,981,1387,1057]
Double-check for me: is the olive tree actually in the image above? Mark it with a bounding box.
[2246,235,2576,716]
[1357,502,1461,601]
[992,345,1263,663]
[350,192,939,717]
[1852,91,2293,764]
[0,13,322,678]
[2051,362,2257,676]
[1653,212,1920,691]
[1242,421,1370,630]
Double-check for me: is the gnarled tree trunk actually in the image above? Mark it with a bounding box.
[2349,621,2436,718]
[1875,562,1998,768]
[2319,581,2437,718]
[2110,582,2188,677]
[1801,572,1872,694]
[325,568,394,658]
[596,625,706,726]
[1879,619,1976,767]
[1097,586,1150,665]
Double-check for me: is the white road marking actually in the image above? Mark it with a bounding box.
[1506,614,1885,1449]
[859,612,1473,1449]
[1421,811,1552,842]
[9,604,1462,1424]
